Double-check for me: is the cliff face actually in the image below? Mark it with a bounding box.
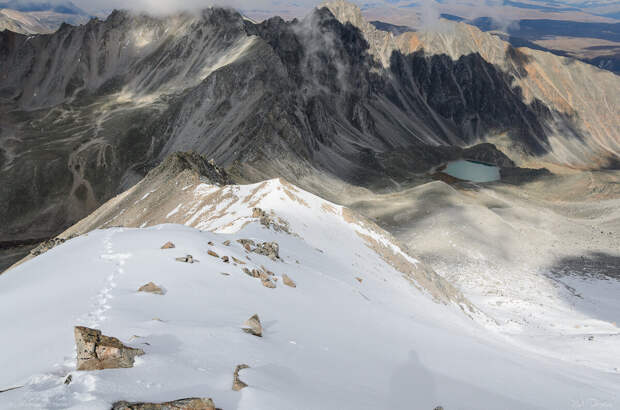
[0,3,618,242]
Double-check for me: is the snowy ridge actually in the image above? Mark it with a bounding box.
[59,173,471,310]
[2,180,620,408]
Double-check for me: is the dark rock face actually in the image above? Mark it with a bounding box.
[0,6,582,242]
[462,143,516,168]
[387,50,553,155]
[143,152,230,186]
[500,166,551,184]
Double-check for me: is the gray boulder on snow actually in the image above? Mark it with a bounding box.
[242,314,263,337]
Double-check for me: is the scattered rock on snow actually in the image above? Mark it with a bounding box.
[242,267,259,278]
[161,242,175,249]
[254,242,280,261]
[138,282,164,295]
[112,397,216,410]
[252,208,264,218]
[282,274,296,288]
[238,239,255,252]
[242,314,263,337]
[64,374,72,385]
[261,277,276,288]
[355,277,363,283]
[236,239,280,260]
[222,240,231,246]
[232,256,245,265]
[232,364,250,391]
[252,207,292,233]
[176,255,197,263]
[221,255,229,263]
[74,326,144,371]
[207,250,219,258]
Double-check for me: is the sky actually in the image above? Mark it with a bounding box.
[71,0,319,15]
[66,0,519,27]
[8,0,615,28]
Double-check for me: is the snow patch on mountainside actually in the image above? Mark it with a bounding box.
[2,155,620,408]
[1,222,619,408]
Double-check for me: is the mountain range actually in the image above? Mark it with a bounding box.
[0,0,88,33]
[1,0,618,248]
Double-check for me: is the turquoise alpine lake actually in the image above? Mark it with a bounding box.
[443,160,501,182]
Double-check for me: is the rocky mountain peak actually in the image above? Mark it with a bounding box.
[320,0,395,67]
[145,152,230,186]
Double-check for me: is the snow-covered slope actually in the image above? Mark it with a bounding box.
[2,156,620,409]
[0,224,615,409]
[348,172,620,374]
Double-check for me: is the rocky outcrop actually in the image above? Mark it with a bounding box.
[232,364,250,391]
[255,242,280,261]
[29,235,78,257]
[242,314,263,337]
[161,242,175,249]
[143,152,231,187]
[500,166,551,184]
[462,143,516,168]
[112,397,216,410]
[74,326,144,371]
[252,208,292,233]
[321,0,395,67]
[237,239,280,261]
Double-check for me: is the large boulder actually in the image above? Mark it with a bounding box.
[112,397,216,410]
[74,326,144,371]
